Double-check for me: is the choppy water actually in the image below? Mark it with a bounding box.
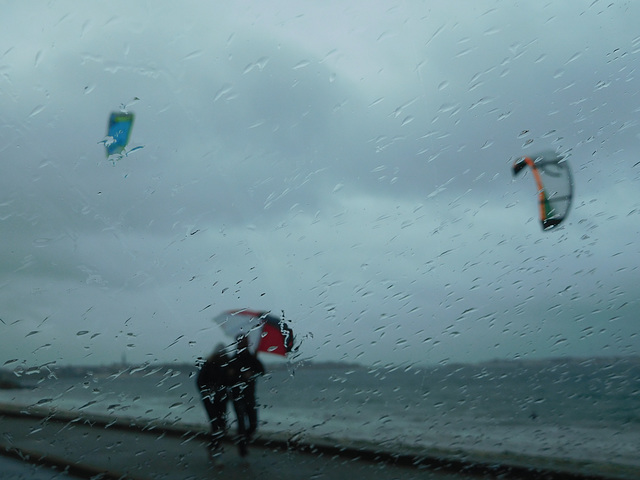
[1,357,639,470]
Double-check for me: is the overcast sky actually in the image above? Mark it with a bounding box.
[1,0,639,369]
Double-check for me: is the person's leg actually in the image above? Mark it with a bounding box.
[211,391,228,432]
[243,383,258,436]
[202,395,217,431]
[232,399,249,457]
[246,397,258,436]
[202,395,223,458]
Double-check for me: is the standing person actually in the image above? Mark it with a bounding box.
[228,335,265,457]
[196,343,230,462]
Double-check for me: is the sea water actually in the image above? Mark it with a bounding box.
[1,357,638,471]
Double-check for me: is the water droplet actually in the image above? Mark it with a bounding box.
[34,50,44,67]
[183,50,203,61]
[293,60,310,70]
[566,52,582,64]
[213,84,233,102]
[32,238,52,247]
[28,105,45,118]
[401,116,414,126]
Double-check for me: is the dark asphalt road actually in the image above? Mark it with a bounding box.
[1,405,635,480]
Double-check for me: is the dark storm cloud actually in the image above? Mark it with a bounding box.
[1,1,639,367]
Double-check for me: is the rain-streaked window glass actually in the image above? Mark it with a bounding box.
[1,2,638,478]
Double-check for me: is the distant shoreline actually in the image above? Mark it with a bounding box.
[2,354,638,385]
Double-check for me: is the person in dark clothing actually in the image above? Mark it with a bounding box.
[228,335,265,457]
[196,343,230,460]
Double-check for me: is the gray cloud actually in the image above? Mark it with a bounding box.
[1,1,639,368]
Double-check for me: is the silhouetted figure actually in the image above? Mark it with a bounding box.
[196,344,230,460]
[228,335,265,457]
